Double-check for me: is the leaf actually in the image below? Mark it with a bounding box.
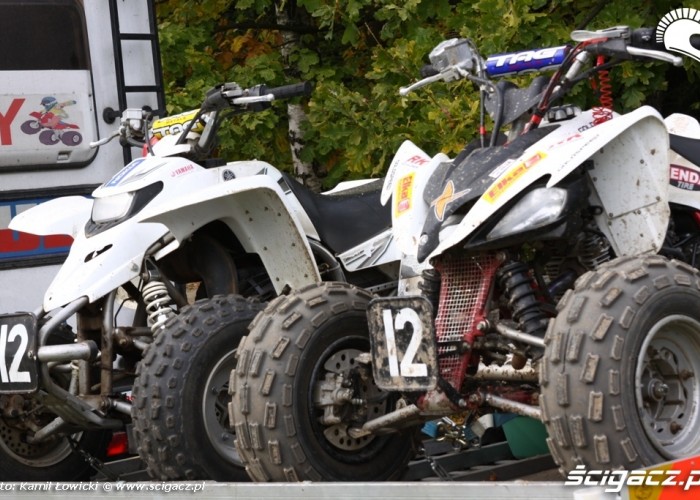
[341,23,360,45]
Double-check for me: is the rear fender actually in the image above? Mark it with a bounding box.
[140,175,320,294]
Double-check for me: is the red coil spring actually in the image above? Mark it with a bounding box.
[591,55,613,125]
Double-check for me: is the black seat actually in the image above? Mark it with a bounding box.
[280,173,391,254]
[670,134,700,166]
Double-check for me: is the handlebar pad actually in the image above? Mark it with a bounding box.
[263,82,313,100]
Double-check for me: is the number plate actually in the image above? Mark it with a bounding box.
[0,313,38,394]
[367,296,438,391]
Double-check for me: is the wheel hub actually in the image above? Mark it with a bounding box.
[644,378,670,402]
[0,417,74,466]
[202,348,239,463]
[636,315,700,458]
[312,348,386,452]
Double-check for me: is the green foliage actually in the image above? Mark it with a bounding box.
[155,0,700,188]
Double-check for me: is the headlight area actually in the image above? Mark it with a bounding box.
[487,187,568,240]
[92,191,135,223]
[86,182,163,237]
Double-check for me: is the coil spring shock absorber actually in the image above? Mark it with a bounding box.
[142,280,175,333]
[591,55,613,125]
[498,261,548,338]
[419,268,441,318]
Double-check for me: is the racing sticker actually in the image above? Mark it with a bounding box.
[484,151,547,204]
[150,109,204,139]
[394,172,415,216]
[670,164,700,191]
[430,180,472,222]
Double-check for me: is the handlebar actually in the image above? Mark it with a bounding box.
[204,80,312,112]
[89,129,120,148]
[627,27,682,65]
[401,25,685,98]
[262,81,313,100]
[629,27,665,51]
[576,27,683,66]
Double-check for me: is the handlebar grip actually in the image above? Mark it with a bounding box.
[202,85,231,112]
[629,28,665,51]
[262,82,313,100]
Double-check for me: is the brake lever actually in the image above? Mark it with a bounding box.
[627,46,684,66]
[399,67,467,96]
[571,26,630,42]
[230,94,275,105]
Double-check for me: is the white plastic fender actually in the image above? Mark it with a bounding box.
[9,196,92,238]
[381,140,434,206]
[41,219,168,311]
[140,173,321,295]
[427,106,670,261]
[381,140,451,256]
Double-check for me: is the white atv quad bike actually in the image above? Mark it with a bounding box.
[0,81,400,481]
[231,27,700,481]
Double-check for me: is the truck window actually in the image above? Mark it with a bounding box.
[0,0,98,171]
[0,0,89,71]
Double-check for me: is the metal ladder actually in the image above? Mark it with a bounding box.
[107,0,166,164]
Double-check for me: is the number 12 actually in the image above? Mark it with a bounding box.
[382,307,427,378]
[0,324,31,384]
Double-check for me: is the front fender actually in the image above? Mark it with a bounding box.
[9,196,92,238]
[43,220,168,310]
[140,175,320,294]
[428,106,670,261]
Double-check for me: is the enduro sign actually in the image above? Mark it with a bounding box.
[367,296,438,391]
[0,313,38,394]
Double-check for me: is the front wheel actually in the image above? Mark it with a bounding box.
[39,130,59,145]
[132,295,264,481]
[540,255,700,475]
[0,322,109,480]
[20,120,41,135]
[231,282,416,482]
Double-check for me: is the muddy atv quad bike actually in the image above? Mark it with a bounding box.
[0,81,400,481]
[231,26,700,481]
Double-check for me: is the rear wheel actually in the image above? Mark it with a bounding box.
[232,282,416,482]
[61,131,82,146]
[132,294,263,481]
[540,255,700,474]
